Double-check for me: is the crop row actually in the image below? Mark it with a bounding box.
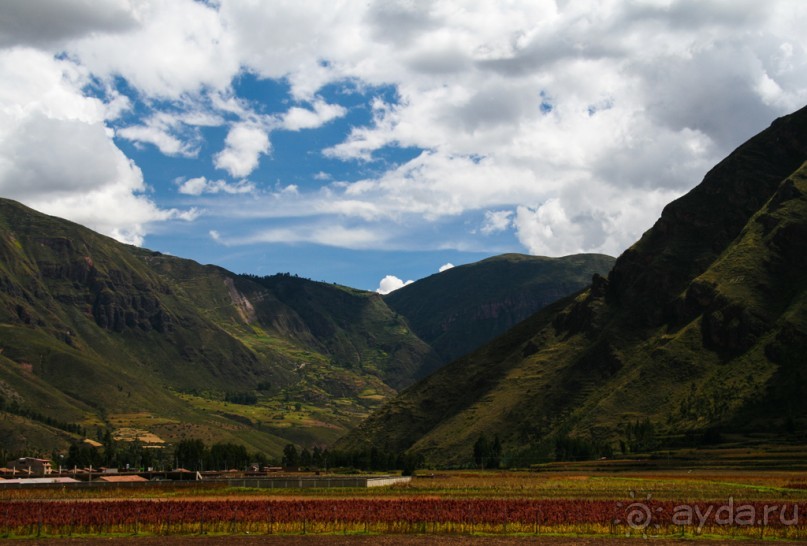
[0,498,803,539]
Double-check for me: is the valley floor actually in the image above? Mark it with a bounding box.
[2,469,807,543]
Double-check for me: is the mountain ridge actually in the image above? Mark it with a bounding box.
[385,252,615,363]
[337,105,807,465]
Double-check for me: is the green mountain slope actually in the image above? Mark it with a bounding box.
[0,199,439,456]
[0,198,606,458]
[385,253,614,362]
[338,105,807,466]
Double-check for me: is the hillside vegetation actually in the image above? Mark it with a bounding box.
[385,253,614,362]
[0,199,437,455]
[338,105,807,466]
[0,199,609,457]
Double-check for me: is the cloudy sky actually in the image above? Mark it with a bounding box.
[1,0,805,292]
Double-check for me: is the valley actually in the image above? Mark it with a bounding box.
[0,198,611,458]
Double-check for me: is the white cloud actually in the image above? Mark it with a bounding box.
[211,223,385,250]
[115,108,223,157]
[376,275,413,295]
[513,200,580,256]
[3,0,807,260]
[0,48,104,124]
[218,1,367,99]
[117,124,195,157]
[214,123,270,178]
[481,210,514,234]
[0,113,197,246]
[282,99,347,131]
[68,0,238,99]
[177,177,255,196]
[260,0,806,256]
[0,113,138,197]
[438,263,454,273]
[0,48,190,246]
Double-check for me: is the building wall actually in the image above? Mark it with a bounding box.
[6,458,52,475]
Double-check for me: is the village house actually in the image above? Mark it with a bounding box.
[6,457,53,475]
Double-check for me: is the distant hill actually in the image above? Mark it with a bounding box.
[385,253,614,362]
[338,105,807,466]
[0,198,605,457]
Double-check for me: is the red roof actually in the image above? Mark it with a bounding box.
[97,475,149,483]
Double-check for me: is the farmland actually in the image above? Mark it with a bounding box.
[2,470,807,543]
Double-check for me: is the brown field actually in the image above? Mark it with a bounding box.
[21,537,807,546]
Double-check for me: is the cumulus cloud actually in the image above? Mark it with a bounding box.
[0,113,195,246]
[68,0,238,99]
[513,200,580,256]
[0,114,138,198]
[177,177,255,196]
[0,48,190,246]
[439,263,454,273]
[3,0,807,259]
[376,275,414,295]
[214,123,271,178]
[0,0,137,49]
[264,0,805,256]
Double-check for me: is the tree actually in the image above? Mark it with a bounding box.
[102,429,117,466]
[400,452,424,476]
[473,435,490,468]
[489,434,502,469]
[65,442,102,469]
[300,448,312,468]
[282,443,299,467]
[175,439,207,471]
[624,418,658,453]
[311,446,323,468]
[209,442,249,470]
[252,451,270,469]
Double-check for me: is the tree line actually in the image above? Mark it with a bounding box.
[281,444,425,475]
[0,396,85,437]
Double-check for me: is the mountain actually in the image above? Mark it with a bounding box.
[0,198,609,457]
[338,105,807,466]
[385,253,615,363]
[0,199,438,456]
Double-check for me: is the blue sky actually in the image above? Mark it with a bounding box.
[1,1,806,291]
[110,74,502,288]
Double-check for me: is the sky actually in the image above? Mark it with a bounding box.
[1,1,806,292]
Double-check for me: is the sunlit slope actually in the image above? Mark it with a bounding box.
[340,105,807,465]
[0,199,437,455]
